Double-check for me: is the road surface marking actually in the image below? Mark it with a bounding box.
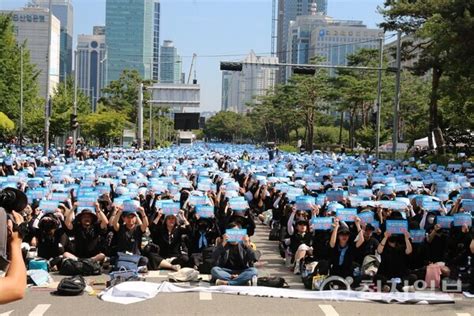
[319,304,339,316]
[0,311,13,316]
[28,304,51,316]
[456,314,471,316]
[199,291,213,300]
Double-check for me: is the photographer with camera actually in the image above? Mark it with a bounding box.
[0,188,28,304]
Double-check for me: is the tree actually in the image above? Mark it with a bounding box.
[204,111,253,142]
[380,0,474,153]
[0,112,15,140]
[289,64,331,152]
[49,76,91,139]
[79,105,127,147]
[0,14,42,139]
[100,69,154,124]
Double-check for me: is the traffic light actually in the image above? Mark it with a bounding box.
[70,113,79,130]
[292,66,316,75]
[220,62,243,72]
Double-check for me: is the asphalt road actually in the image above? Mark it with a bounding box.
[1,224,473,316]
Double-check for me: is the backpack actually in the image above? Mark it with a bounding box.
[52,276,86,296]
[268,221,281,241]
[59,258,102,276]
[108,268,144,287]
[257,276,289,288]
[198,246,215,274]
[114,252,141,271]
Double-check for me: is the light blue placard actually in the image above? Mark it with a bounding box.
[310,217,333,230]
[226,228,247,243]
[453,213,472,227]
[410,229,426,243]
[39,200,59,212]
[386,220,408,234]
[336,208,357,222]
[162,202,180,216]
[358,211,374,224]
[123,200,140,212]
[295,196,315,211]
[462,199,474,212]
[196,205,214,218]
[437,216,453,229]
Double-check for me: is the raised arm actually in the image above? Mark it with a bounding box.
[329,218,340,248]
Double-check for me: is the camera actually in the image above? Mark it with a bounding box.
[0,188,29,239]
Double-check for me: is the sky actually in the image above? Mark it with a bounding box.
[1,0,385,111]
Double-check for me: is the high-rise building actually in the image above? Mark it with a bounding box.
[309,20,382,72]
[221,51,278,114]
[286,10,382,76]
[160,40,182,84]
[2,7,61,98]
[35,0,74,82]
[153,0,160,81]
[276,0,327,82]
[105,0,155,82]
[93,26,105,36]
[77,27,106,111]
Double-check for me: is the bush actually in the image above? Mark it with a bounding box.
[314,126,349,146]
[279,144,298,153]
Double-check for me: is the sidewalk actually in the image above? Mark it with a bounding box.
[252,222,305,290]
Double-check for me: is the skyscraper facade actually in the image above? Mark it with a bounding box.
[276,0,327,82]
[105,0,154,82]
[35,0,74,82]
[153,1,160,81]
[77,27,106,111]
[2,7,61,98]
[159,40,182,84]
[221,51,278,114]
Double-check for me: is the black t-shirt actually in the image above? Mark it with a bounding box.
[224,245,246,271]
[150,224,188,258]
[330,242,356,278]
[34,228,68,260]
[69,222,106,258]
[377,245,409,279]
[355,237,379,264]
[115,225,143,255]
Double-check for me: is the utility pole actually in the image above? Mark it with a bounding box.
[20,45,23,149]
[392,30,402,159]
[73,49,78,156]
[137,83,144,149]
[44,0,52,156]
[375,37,384,160]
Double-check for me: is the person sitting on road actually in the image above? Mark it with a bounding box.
[329,217,365,278]
[109,206,149,270]
[63,203,109,263]
[284,219,312,275]
[148,210,191,271]
[211,222,258,286]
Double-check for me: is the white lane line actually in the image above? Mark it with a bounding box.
[0,311,14,316]
[199,291,213,300]
[319,304,339,316]
[28,304,51,316]
[456,313,471,316]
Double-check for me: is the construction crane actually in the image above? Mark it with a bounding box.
[187,53,197,84]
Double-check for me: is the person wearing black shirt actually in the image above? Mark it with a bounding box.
[376,230,413,291]
[110,206,149,267]
[329,218,364,278]
[211,223,258,286]
[149,211,190,270]
[64,205,109,262]
[31,214,68,262]
[355,223,379,265]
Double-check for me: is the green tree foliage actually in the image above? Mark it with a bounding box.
[49,77,91,139]
[203,111,254,142]
[0,112,15,139]
[100,69,154,124]
[0,14,42,139]
[79,105,127,147]
[380,0,474,153]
